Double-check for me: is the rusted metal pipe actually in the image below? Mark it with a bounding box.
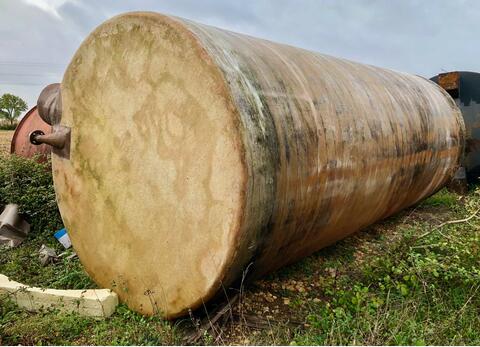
[30,130,65,149]
[48,12,465,319]
[29,126,71,159]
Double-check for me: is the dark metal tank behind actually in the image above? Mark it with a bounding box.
[431,71,480,181]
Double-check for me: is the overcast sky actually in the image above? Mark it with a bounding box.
[1,0,479,110]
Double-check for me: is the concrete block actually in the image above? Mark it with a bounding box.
[0,274,118,317]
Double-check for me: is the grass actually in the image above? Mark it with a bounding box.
[420,188,460,209]
[1,154,479,345]
[0,301,178,345]
[292,216,480,345]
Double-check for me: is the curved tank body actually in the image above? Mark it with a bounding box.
[11,106,51,160]
[431,71,480,181]
[51,12,464,318]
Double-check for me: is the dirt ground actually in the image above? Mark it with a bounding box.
[0,130,13,155]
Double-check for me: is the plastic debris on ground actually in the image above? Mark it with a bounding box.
[54,228,71,249]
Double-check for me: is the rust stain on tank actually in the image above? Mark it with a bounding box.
[11,106,51,160]
[438,71,460,92]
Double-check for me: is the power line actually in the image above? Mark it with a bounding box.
[0,71,57,77]
[0,61,66,67]
[0,61,64,87]
[0,81,48,86]
[0,62,66,74]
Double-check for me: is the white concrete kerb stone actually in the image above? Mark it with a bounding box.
[0,274,118,317]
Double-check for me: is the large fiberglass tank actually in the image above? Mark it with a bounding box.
[31,12,464,318]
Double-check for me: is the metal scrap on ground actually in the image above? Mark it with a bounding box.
[0,204,30,248]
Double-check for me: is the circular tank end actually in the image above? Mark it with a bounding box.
[56,12,247,318]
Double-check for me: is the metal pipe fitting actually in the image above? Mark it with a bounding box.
[37,83,62,126]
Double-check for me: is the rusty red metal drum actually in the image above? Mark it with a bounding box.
[11,106,51,160]
[48,12,464,318]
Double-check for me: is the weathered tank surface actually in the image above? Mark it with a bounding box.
[34,12,464,318]
[11,106,51,160]
[431,71,480,181]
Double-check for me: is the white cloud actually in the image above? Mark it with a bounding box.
[21,0,75,19]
